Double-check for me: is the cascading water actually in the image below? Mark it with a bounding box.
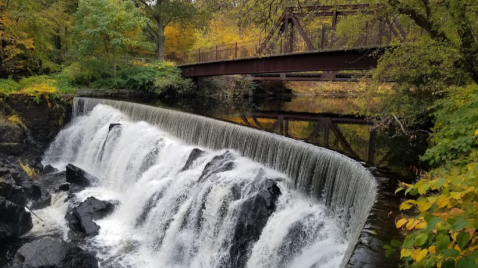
[33,97,379,268]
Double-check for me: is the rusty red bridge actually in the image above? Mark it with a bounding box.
[169,5,421,80]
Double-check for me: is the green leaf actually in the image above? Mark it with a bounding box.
[453,218,470,232]
[457,232,471,250]
[391,240,402,248]
[395,188,404,194]
[385,248,395,257]
[403,235,415,248]
[457,256,478,268]
[441,249,460,257]
[415,233,428,247]
[443,259,457,268]
[427,217,444,232]
[435,178,447,189]
[436,233,451,251]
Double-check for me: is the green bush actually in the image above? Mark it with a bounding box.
[421,85,478,168]
[0,79,20,95]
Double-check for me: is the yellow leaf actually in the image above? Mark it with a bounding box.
[401,248,413,258]
[396,219,407,228]
[451,192,462,199]
[417,201,433,212]
[406,219,419,230]
[437,196,450,208]
[475,129,478,136]
[416,222,427,229]
[416,249,428,262]
[429,246,436,253]
[400,200,417,211]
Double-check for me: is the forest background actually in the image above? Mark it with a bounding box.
[1,0,478,267]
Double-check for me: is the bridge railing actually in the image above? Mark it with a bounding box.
[170,19,423,66]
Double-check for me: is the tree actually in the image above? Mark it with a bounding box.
[135,0,198,60]
[0,0,72,77]
[384,0,478,84]
[72,0,150,77]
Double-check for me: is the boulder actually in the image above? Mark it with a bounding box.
[10,237,98,268]
[0,117,24,145]
[227,179,281,268]
[109,123,121,131]
[0,175,27,207]
[20,180,51,210]
[180,148,204,171]
[66,197,115,237]
[198,151,235,182]
[66,164,98,187]
[40,164,58,175]
[37,171,66,192]
[0,197,32,241]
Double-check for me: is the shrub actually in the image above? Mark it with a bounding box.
[390,85,478,268]
[0,79,20,95]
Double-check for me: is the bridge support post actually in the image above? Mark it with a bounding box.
[235,42,238,59]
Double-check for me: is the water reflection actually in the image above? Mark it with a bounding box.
[137,96,427,180]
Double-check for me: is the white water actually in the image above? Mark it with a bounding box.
[36,104,349,268]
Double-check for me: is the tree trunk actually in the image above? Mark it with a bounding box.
[156,16,165,61]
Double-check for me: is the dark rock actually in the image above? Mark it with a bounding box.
[0,175,27,207]
[11,237,99,268]
[0,117,25,144]
[37,171,66,192]
[20,180,51,210]
[58,183,70,192]
[109,123,121,131]
[0,236,32,267]
[0,167,9,176]
[198,151,235,182]
[30,187,51,210]
[41,164,57,175]
[66,197,115,237]
[227,179,281,268]
[180,148,204,171]
[0,143,23,156]
[0,197,32,241]
[66,164,98,187]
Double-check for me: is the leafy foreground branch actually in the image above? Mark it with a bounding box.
[387,85,478,268]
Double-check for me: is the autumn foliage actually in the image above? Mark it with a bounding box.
[388,85,478,267]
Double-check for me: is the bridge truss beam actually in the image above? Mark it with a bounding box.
[180,48,380,78]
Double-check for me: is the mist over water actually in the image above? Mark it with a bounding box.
[38,104,350,268]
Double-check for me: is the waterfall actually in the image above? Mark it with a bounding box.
[40,97,378,268]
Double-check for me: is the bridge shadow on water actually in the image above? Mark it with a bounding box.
[139,95,428,182]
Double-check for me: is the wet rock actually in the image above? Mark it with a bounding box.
[109,123,121,131]
[198,151,235,182]
[0,236,32,267]
[227,180,281,268]
[180,148,204,171]
[10,237,99,268]
[0,197,32,241]
[0,117,25,145]
[40,164,57,175]
[66,197,115,238]
[58,183,70,192]
[0,143,23,156]
[29,187,51,210]
[37,171,66,192]
[20,180,51,210]
[66,164,98,187]
[0,175,27,207]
